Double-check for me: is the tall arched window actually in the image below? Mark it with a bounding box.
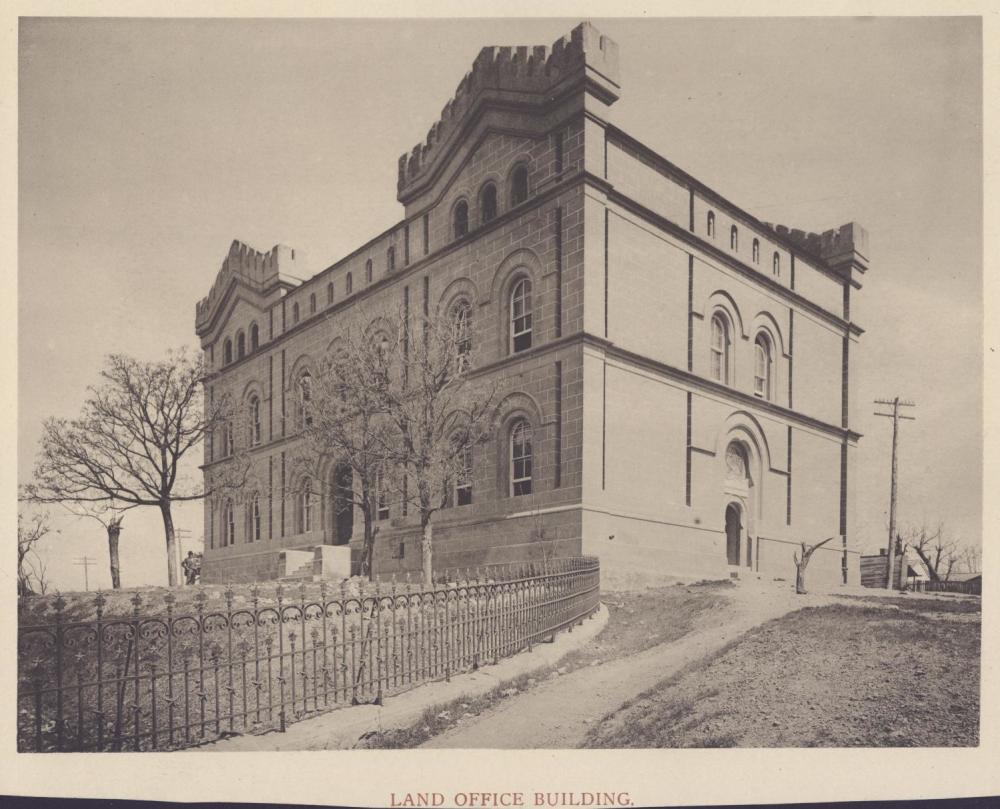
[225,500,235,547]
[387,246,396,273]
[453,200,469,240]
[223,339,233,365]
[346,272,353,295]
[236,331,246,360]
[754,334,772,400]
[730,225,738,251]
[225,421,235,457]
[480,182,498,224]
[365,259,373,284]
[327,281,334,305]
[309,293,316,314]
[292,302,300,324]
[250,493,261,542]
[299,478,313,533]
[452,299,472,370]
[248,395,261,446]
[510,164,529,207]
[249,323,259,352]
[773,252,781,277]
[510,277,533,353]
[707,210,716,238]
[298,371,312,428]
[510,420,533,497]
[752,238,760,264]
[710,313,730,384]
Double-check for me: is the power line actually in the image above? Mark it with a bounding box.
[73,556,96,591]
[873,396,916,590]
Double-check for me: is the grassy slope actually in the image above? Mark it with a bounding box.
[584,597,981,748]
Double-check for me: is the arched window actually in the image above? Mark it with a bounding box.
[453,200,469,240]
[365,259,373,284]
[225,500,235,547]
[223,339,233,365]
[730,225,738,251]
[480,182,498,224]
[510,277,533,353]
[299,478,313,533]
[327,281,334,305]
[376,467,389,521]
[298,371,312,428]
[710,313,730,384]
[346,272,353,295]
[236,331,246,360]
[455,444,473,506]
[510,420,533,497]
[250,493,261,542]
[309,293,316,314]
[248,395,261,446]
[249,323,259,352]
[510,164,529,207]
[754,334,772,400]
[225,421,235,457]
[707,210,716,238]
[452,299,472,370]
[292,302,300,324]
[752,238,760,264]
[773,252,781,277]
[387,246,396,273]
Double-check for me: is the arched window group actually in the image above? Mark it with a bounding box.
[510,419,533,497]
[510,277,533,353]
[708,308,778,400]
[452,164,531,242]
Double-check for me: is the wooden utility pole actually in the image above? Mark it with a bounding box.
[874,397,916,589]
[73,555,96,591]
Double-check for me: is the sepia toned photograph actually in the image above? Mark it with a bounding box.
[12,11,986,780]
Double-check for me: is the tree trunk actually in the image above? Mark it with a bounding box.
[421,514,433,586]
[795,563,806,595]
[360,513,376,581]
[107,522,122,589]
[160,502,178,587]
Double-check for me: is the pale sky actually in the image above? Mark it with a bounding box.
[17,17,982,591]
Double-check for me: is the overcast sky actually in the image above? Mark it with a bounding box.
[17,17,982,591]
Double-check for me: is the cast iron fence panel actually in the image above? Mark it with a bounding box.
[17,556,600,752]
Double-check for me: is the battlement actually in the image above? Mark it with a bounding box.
[397,22,619,200]
[195,240,300,334]
[765,221,869,274]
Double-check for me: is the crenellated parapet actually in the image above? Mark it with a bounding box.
[766,221,869,280]
[195,239,301,336]
[397,22,619,202]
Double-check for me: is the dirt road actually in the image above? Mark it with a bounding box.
[421,582,838,749]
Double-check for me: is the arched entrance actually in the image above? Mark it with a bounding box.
[331,463,353,546]
[725,503,742,566]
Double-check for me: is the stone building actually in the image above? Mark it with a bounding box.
[196,23,868,588]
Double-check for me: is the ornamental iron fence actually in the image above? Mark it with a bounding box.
[17,556,600,752]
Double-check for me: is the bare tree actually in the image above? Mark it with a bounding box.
[903,523,959,582]
[380,310,500,585]
[18,511,53,597]
[295,324,397,580]
[958,544,982,575]
[792,536,836,595]
[23,348,242,586]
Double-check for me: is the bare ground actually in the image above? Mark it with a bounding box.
[584,599,980,748]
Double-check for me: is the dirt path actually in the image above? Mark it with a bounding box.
[421,582,838,749]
